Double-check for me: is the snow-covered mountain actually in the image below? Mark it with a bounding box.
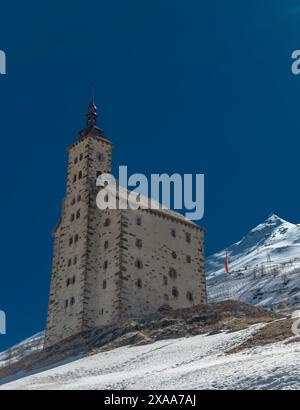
[206,214,300,310]
[0,332,44,369]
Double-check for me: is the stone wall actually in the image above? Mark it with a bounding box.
[44,131,113,348]
[118,209,206,321]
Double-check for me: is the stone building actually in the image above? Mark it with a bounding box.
[44,101,207,348]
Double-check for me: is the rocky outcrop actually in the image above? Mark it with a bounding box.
[0,301,280,383]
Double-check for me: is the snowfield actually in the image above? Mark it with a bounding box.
[1,324,300,390]
[0,332,44,369]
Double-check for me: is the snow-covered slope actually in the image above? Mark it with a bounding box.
[1,324,300,390]
[206,214,300,310]
[0,332,44,369]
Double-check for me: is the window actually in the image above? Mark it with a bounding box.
[172,251,177,259]
[72,276,76,285]
[68,259,72,267]
[135,259,143,269]
[136,217,142,226]
[73,175,77,183]
[186,291,193,302]
[186,255,191,264]
[78,171,82,180]
[70,214,75,222]
[104,240,109,250]
[186,233,191,243]
[76,209,81,219]
[77,195,81,202]
[103,279,107,289]
[66,278,71,287]
[136,278,142,288]
[104,260,108,269]
[172,287,179,298]
[71,197,76,206]
[80,153,83,161]
[65,300,69,309]
[168,268,177,279]
[104,218,111,227]
[74,157,78,164]
[163,276,168,286]
[136,239,142,249]
[98,153,103,161]
[171,229,176,238]
[70,297,75,306]
[73,256,77,265]
[75,234,79,243]
[69,237,73,246]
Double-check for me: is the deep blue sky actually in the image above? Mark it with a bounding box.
[1,0,300,350]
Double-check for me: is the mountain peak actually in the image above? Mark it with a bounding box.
[266,213,282,222]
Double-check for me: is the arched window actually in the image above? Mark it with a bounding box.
[104,260,108,269]
[70,297,75,306]
[104,218,111,227]
[74,234,79,243]
[136,278,142,288]
[76,209,81,219]
[135,259,143,269]
[103,279,107,289]
[136,239,142,249]
[104,240,109,250]
[172,287,179,298]
[168,268,177,279]
[186,291,193,302]
[66,278,71,287]
[65,300,68,309]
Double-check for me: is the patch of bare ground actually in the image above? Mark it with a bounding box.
[0,301,280,382]
[227,318,295,354]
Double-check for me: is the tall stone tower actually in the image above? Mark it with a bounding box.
[45,102,207,349]
[45,101,116,347]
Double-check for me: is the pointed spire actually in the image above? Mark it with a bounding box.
[86,85,98,127]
